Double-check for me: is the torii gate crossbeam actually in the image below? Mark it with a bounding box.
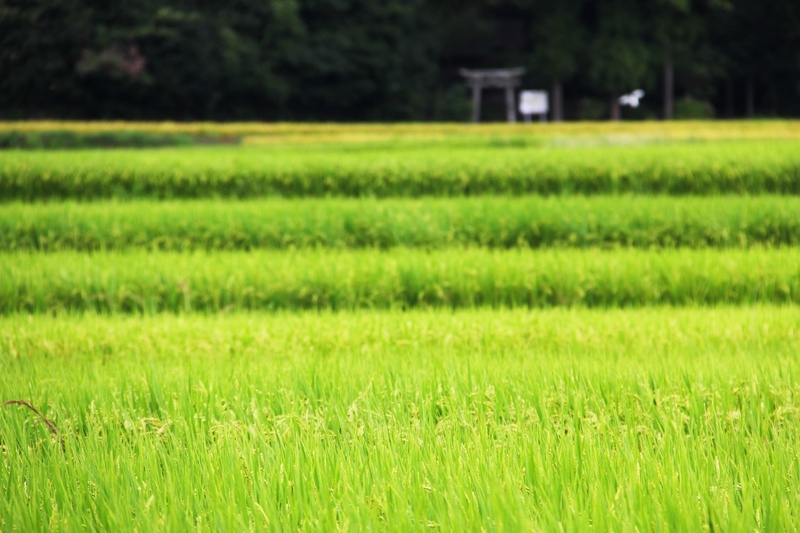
[460,68,525,123]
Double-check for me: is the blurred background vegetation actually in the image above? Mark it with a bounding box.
[1,0,798,121]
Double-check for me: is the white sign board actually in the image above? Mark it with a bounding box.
[519,90,549,115]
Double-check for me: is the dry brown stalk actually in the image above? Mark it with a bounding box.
[2,399,59,436]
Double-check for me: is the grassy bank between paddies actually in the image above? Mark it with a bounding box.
[2,248,798,314]
[4,196,800,251]
[3,119,800,143]
[2,140,800,200]
[2,307,800,531]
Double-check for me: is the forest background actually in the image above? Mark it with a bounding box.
[2,0,799,122]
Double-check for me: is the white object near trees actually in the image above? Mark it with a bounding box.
[519,90,549,122]
[619,89,645,108]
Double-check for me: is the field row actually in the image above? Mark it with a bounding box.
[4,196,800,251]
[6,306,797,360]
[2,248,798,313]
[4,120,800,142]
[3,141,800,200]
[2,307,799,530]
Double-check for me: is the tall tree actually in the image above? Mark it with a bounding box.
[285,0,438,120]
[712,0,800,118]
[0,0,90,117]
[2,0,799,120]
[649,0,701,119]
[128,1,301,119]
[587,0,651,120]
[527,0,586,121]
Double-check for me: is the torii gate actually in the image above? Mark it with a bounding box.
[460,68,525,123]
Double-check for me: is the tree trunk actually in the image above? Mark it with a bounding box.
[470,85,481,123]
[551,80,563,122]
[609,97,620,121]
[724,79,734,118]
[505,85,516,123]
[663,41,674,120]
[745,76,754,118]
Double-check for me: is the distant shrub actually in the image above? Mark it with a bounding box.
[674,97,715,119]
[432,86,473,122]
[576,98,607,121]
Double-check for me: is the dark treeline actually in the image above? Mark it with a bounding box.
[1,0,799,121]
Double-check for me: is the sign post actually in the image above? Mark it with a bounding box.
[519,91,549,122]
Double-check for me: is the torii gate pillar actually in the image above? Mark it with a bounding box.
[460,68,525,123]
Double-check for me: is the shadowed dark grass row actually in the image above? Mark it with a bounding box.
[4,196,800,251]
[1,248,797,314]
[0,130,228,150]
[2,140,800,200]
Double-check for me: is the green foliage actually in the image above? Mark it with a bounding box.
[0,130,201,149]
[674,96,715,119]
[3,196,800,251]
[527,0,585,82]
[587,0,652,98]
[2,308,800,529]
[576,98,607,120]
[287,0,438,121]
[1,248,798,314]
[1,122,799,529]
[4,0,800,119]
[431,86,473,122]
[1,0,439,120]
[2,140,800,200]
[0,0,90,117]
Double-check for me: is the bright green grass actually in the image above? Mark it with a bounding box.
[1,248,799,314]
[2,307,799,531]
[2,140,800,200]
[4,196,800,251]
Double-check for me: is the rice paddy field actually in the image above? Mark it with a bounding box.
[1,121,799,531]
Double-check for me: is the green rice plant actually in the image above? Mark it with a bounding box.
[2,140,800,200]
[1,248,797,313]
[2,307,800,530]
[3,119,800,142]
[3,196,800,251]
